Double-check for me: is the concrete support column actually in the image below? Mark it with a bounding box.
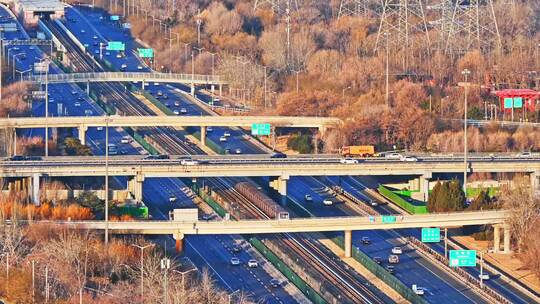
[344,230,352,258]
[210,84,215,95]
[503,224,511,254]
[174,232,184,253]
[530,171,539,196]
[86,81,90,95]
[493,225,500,253]
[277,175,288,205]
[78,125,88,145]
[318,126,327,138]
[141,80,145,91]
[270,176,289,205]
[200,126,206,146]
[420,172,432,202]
[219,84,223,96]
[128,174,145,202]
[31,173,41,205]
[190,83,195,96]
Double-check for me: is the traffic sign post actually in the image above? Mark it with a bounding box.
[106,41,125,51]
[251,123,271,136]
[449,250,477,267]
[381,215,396,223]
[421,227,441,243]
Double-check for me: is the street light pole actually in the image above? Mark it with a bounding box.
[462,69,471,194]
[342,86,351,107]
[384,32,390,108]
[105,115,109,244]
[480,251,485,288]
[263,66,267,108]
[131,244,154,301]
[161,258,171,304]
[45,60,49,157]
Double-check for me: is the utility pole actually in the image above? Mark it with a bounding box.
[31,260,35,303]
[384,32,390,108]
[45,60,49,157]
[294,70,300,93]
[105,115,109,245]
[131,244,154,302]
[263,66,267,108]
[462,68,471,195]
[480,251,485,288]
[285,5,291,65]
[161,258,170,304]
[196,10,202,46]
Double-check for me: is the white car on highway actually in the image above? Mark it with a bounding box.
[340,158,359,164]
[323,199,334,206]
[391,247,403,255]
[385,152,403,159]
[224,131,231,137]
[247,259,259,268]
[230,257,240,266]
[412,285,425,295]
[400,156,418,162]
[219,136,227,142]
[516,151,532,158]
[180,159,199,166]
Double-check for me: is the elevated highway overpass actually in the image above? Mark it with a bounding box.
[0,115,342,145]
[23,71,225,86]
[2,155,539,205]
[35,210,511,255]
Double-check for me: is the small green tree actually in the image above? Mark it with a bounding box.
[77,191,104,214]
[64,137,92,156]
[287,134,313,153]
[468,189,497,210]
[427,179,466,212]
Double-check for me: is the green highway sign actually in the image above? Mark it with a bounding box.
[106,41,125,51]
[381,215,396,223]
[449,250,477,267]
[251,123,271,136]
[421,227,441,243]
[503,97,513,109]
[513,97,523,108]
[138,48,154,58]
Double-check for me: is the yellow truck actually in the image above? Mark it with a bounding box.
[341,145,376,157]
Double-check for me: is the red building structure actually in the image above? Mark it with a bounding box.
[492,89,540,121]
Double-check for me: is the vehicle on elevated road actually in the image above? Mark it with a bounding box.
[180,159,199,166]
[401,155,418,162]
[388,254,399,264]
[270,152,287,159]
[516,151,532,158]
[230,257,240,265]
[340,158,359,164]
[341,145,375,157]
[385,152,403,159]
[248,259,258,268]
[144,154,169,160]
[304,194,313,202]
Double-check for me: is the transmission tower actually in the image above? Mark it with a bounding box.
[375,0,431,72]
[338,0,377,18]
[441,0,501,55]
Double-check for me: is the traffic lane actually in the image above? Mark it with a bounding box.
[287,177,480,304]
[348,176,534,304]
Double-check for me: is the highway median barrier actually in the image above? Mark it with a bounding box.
[378,185,428,214]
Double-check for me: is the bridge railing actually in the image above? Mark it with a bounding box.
[24,72,224,84]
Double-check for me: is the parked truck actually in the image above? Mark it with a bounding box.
[341,145,376,157]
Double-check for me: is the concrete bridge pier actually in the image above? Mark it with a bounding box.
[344,230,352,258]
[493,224,511,254]
[174,232,184,253]
[270,175,289,205]
[219,84,222,96]
[86,81,90,95]
[30,173,41,205]
[210,84,215,95]
[190,83,195,96]
[127,174,145,202]
[420,172,431,202]
[200,126,206,146]
[530,171,539,195]
[78,125,87,145]
[141,79,145,91]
